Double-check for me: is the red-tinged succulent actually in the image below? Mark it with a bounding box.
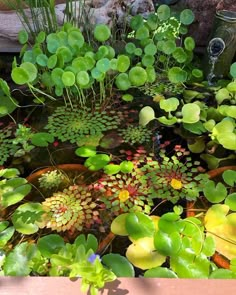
[39,185,100,232]
[93,169,153,215]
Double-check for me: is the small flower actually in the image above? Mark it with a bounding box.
[118,190,130,202]
[88,254,101,264]
[170,178,182,190]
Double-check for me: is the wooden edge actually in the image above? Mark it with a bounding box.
[0,277,235,295]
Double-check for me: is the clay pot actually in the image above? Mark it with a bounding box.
[187,166,236,269]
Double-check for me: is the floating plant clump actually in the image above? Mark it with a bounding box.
[0,125,18,165]
[93,170,153,215]
[141,149,208,203]
[119,125,153,145]
[38,169,66,190]
[45,105,123,144]
[40,185,99,232]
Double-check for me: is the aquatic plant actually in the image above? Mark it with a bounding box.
[40,185,99,232]
[0,125,18,165]
[141,148,208,203]
[119,124,153,145]
[38,169,66,190]
[45,105,122,144]
[93,170,154,215]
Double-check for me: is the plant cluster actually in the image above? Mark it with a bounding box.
[119,124,153,145]
[93,169,154,215]
[38,169,66,190]
[39,185,99,232]
[45,104,123,144]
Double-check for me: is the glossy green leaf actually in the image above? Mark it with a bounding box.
[74,234,98,253]
[160,97,179,112]
[11,67,30,85]
[180,9,195,25]
[84,154,110,171]
[18,30,28,44]
[154,231,182,256]
[96,58,110,73]
[222,170,236,187]
[115,73,131,90]
[230,62,236,78]
[75,146,96,157]
[157,5,170,21]
[37,234,65,258]
[168,67,187,83]
[184,37,195,51]
[31,132,54,147]
[203,180,227,203]
[2,183,31,208]
[120,161,134,173]
[62,71,75,87]
[129,66,147,86]
[182,103,201,123]
[36,54,48,67]
[68,30,84,48]
[158,212,180,234]
[117,55,130,73]
[12,202,44,234]
[125,212,155,240]
[210,269,236,279]
[20,62,38,82]
[102,254,135,277]
[94,24,111,42]
[103,164,121,175]
[4,242,37,275]
[144,267,178,278]
[139,106,155,126]
[111,213,129,236]
[0,226,15,247]
[225,193,236,211]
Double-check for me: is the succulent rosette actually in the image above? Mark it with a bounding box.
[40,185,99,232]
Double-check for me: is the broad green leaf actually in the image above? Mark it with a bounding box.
[182,103,201,123]
[154,231,182,256]
[160,97,179,112]
[2,183,31,208]
[180,9,195,25]
[126,212,155,240]
[4,242,37,276]
[31,132,54,147]
[225,193,236,211]
[139,106,155,126]
[84,154,110,171]
[0,226,15,248]
[111,213,129,236]
[74,234,98,253]
[203,180,227,203]
[120,161,134,173]
[12,202,44,234]
[144,266,178,278]
[168,67,187,83]
[37,234,65,258]
[210,269,236,279]
[102,253,134,277]
[222,170,236,187]
[75,146,97,157]
[126,237,166,270]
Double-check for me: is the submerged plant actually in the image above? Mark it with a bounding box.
[39,185,99,232]
[93,170,153,215]
[0,125,18,165]
[141,148,208,203]
[38,169,66,190]
[119,124,153,145]
[45,105,122,144]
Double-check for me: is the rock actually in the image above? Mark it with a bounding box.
[178,0,236,47]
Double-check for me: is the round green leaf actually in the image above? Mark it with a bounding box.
[225,193,236,211]
[103,164,121,175]
[129,66,147,86]
[31,132,54,147]
[184,37,195,51]
[180,9,195,25]
[84,154,110,171]
[157,5,170,21]
[230,62,236,78]
[160,97,179,112]
[111,214,129,236]
[0,226,15,247]
[96,58,110,73]
[125,212,155,240]
[144,267,178,278]
[12,202,44,234]
[120,161,134,173]
[75,146,97,157]
[11,67,30,85]
[2,183,31,208]
[117,55,130,73]
[18,30,28,44]
[154,231,182,256]
[68,29,84,48]
[94,24,111,42]
[222,170,236,187]
[36,54,48,67]
[62,71,75,87]
[102,253,135,277]
[203,180,227,203]
[139,106,155,126]
[168,67,187,83]
[76,71,90,87]
[115,73,131,90]
[37,234,65,258]
[182,103,201,123]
